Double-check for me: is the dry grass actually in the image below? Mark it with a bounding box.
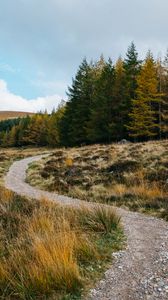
[26,140,168,220]
[0,188,123,299]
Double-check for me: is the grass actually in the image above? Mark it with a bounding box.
[26,140,168,220]
[0,188,123,299]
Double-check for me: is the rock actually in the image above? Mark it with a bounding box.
[118,139,130,144]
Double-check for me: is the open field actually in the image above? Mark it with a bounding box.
[0,111,35,121]
[0,187,123,299]
[26,140,168,220]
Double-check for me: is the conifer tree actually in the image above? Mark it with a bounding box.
[124,42,141,99]
[124,42,141,132]
[113,56,129,139]
[128,51,161,139]
[86,59,115,143]
[60,58,94,146]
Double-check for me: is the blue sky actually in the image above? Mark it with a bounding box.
[0,0,168,112]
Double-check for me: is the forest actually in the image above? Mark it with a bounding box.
[0,42,168,147]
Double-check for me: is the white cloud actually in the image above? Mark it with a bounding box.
[0,79,63,113]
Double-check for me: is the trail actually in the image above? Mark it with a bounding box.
[5,155,168,300]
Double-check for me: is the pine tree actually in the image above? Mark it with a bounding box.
[112,56,129,139]
[124,42,141,99]
[86,59,116,143]
[128,51,161,139]
[60,59,94,146]
[123,42,141,133]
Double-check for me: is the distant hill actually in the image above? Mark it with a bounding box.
[0,111,35,121]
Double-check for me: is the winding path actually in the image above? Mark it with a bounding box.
[5,155,168,300]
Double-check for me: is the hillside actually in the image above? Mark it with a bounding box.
[0,111,35,120]
[27,140,168,220]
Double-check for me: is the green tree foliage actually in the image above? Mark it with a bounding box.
[124,42,141,99]
[113,57,129,138]
[86,59,116,143]
[0,43,167,147]
[60,59,95,146]
[47,104,65,147]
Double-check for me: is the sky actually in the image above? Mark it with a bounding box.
[0,0,168,113]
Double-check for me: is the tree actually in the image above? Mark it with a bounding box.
[128,51,161,139]
[60,58,94,146]
[112,56,129,139]
[47,104,65,147]
[124,42,141,99]
[8,126,18,146]
[20,114,48,146]
[86,59,116,143]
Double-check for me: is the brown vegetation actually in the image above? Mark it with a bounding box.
[27,140,168,220]
[0,188,123,299]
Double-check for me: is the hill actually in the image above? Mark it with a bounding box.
[0,111,35,121]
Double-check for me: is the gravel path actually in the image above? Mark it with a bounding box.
[4,155,168,300]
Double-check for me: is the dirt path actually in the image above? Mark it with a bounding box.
[4,155,168,300]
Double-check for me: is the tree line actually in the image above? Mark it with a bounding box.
[0,42,168,147]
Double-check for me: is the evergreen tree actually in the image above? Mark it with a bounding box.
[128,51,161,139]
[60,59,94,146]
[124,42,141,99]
[112,56,129,139]
[86,59,116,143]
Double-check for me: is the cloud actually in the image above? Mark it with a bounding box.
[0,0,168,100]
[0,79,62,113]
[1,0,168,73]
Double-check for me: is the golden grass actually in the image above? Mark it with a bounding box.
[130,183,164,199]
[111,181,165,199]
[0,189,122,299]
[111,184,128,197]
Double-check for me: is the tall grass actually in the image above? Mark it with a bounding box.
[0,188,123,299]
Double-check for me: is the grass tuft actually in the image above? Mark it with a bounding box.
[0,188,123,299]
